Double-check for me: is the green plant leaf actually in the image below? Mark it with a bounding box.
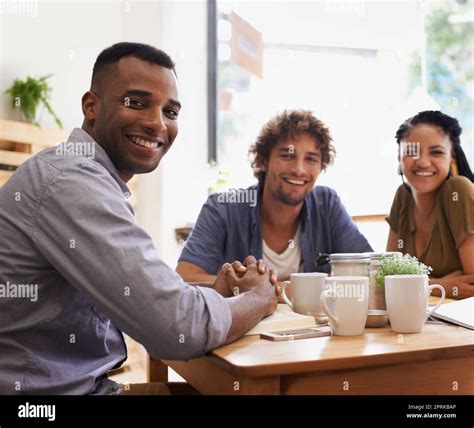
[4,74,63,129]
[375,254,433,287]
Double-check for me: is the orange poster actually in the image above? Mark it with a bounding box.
[230,11,264,78]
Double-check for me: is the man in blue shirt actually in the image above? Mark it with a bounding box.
[177,110,372,283]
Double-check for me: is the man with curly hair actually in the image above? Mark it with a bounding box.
[177,110,372,284]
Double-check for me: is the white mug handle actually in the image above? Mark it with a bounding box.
[320,289,340,327]
[279,281,293,309]
[426,284,446,320]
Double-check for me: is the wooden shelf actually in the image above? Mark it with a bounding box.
[0,120,68,187]
[0,170,14,187]
[0,119,139,211]
[0,149,31,167]
[0,119,67,148]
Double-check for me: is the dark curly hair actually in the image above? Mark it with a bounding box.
[249,110,336,183]
[396,110,473,182]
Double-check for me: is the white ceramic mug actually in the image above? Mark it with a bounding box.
[280,272,328,320]
[385,274,445,333]
[320,276,369,336]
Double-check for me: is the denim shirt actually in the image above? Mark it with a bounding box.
[179,184,373,274]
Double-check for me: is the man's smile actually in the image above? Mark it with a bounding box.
[125,133,166,153]
[283,177,309,186]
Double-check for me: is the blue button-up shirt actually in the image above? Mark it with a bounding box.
[0,128,231,395]
[179,184,373,274]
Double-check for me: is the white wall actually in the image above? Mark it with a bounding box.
[0,0,211,267]
[1,1,122,129]
[147,0,212,266]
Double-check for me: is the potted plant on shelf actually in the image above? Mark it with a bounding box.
[4,74,63,129]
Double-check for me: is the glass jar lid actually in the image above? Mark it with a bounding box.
[364,251,402,260]
[329,253,370,264]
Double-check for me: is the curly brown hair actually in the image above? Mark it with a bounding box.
[249,109,336,183]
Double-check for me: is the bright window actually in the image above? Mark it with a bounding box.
[213,0,473,251]
[214,0,473,207]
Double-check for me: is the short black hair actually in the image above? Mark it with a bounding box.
[91,42,176,90]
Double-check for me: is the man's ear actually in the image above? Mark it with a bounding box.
[258,158,267,172]
[81,91,99,122]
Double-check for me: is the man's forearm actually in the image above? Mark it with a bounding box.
[176,262,217,283]
[177,261,234,296]
[183,272,217,283]
[224,290,275,344]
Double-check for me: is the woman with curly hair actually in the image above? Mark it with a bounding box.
[386,110,474,298]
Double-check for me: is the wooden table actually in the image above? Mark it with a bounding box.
[162,322,473,395]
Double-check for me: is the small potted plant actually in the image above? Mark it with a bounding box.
[5,74,63,128]
[376,254,433,287]
[364,254,433,328]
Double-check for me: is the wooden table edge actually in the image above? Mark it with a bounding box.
[162,342,474,382]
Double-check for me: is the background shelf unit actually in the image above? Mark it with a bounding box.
[0,119,138,211]
[0,119,68,186]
